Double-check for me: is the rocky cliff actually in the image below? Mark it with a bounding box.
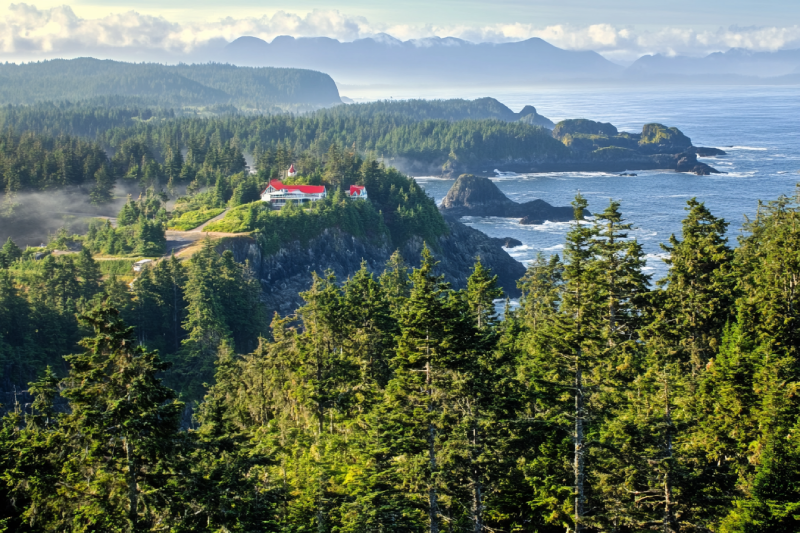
[439,174,580,222]
[217,218,526,317]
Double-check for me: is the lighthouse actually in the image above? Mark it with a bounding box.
[287,164,297,178]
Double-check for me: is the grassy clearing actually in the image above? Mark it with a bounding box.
[202,203,261,233]
[168,207,226,231]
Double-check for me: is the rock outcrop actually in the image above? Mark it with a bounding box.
[217,219,526,317]
[693,146,727,157]
[518,105,555,129]
[490,237,523,248]
[439,174,580,222]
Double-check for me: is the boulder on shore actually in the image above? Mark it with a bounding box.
[439,174,585,223]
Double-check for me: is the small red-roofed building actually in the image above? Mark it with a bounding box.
[348,185,368,199]
[287,164,297,177]
[261,180,326,206]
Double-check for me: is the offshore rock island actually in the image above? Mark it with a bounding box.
[439,174,581,223]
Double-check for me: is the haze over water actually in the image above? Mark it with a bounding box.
[408,85,800,282]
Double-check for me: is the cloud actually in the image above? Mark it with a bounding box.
[1,3,800,64]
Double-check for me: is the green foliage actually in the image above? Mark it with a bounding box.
[205,194,391,251]
[0,237,22,267]
[0,129,107,194]
[84,190,168,256]
[167,207,225,231]
[83,218,166,256]
[640,123,692,146]
[92,108,567,171]
[0,307,277,531]
[553,118,619,140]
[96,258,137,277]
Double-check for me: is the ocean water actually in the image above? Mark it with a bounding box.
[412,86,800,282]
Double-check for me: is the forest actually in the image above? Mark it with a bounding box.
[1,185,799,531]
[0,109,564,198]
[0,93,797,531]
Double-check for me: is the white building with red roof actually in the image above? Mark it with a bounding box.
[287,164,298,177]
[348,185,368,199]
[261,180,326,206]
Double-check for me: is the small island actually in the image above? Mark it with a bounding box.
[439,174,584,223]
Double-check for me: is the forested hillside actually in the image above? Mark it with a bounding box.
[0,113,564,204]
[0,59,342,109]
[93,113,566,174]
[1,191,799,531]
[327,97,555,127]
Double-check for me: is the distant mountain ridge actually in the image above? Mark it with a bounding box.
[627,48,800,78]
[0,59,342,110]
[219,35,623,87]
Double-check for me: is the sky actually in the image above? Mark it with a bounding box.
[1,1,799,64]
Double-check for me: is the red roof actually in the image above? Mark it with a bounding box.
[288,164,296,173]
[349,185,366,195]
[265,180,325,195]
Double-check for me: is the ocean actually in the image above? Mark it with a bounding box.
[408,85,800,282]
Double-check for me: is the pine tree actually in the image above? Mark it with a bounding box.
[457,260,514,532]
[518,251,563,334]
[90,164,115,205]
[178,341,283,531]
[736,193,800,357]
[646,198,734,372]
[1,237,22,264]
[0,368,65,532]
[380,250,410,318]
[383,245,462,533]
[56,306,184,531]
[520,194,603,532]
[75,247,102,303]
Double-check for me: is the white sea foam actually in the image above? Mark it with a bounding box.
[727,146,769,151]
[493,169,520,177]
[720,171,758,178]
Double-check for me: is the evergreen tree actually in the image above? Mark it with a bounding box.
[90,164,115,205]
[736,193,800,356]
[520,194,604,532]
[383,245,462,532]
[645,198,734,372]
[0,237,22,264]
[52,306,184,531]
[75,247,102,302]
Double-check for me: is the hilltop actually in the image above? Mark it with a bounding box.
[0,59,342,111]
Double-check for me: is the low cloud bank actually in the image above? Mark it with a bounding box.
[2,4,800,64]
[0,182,146,248]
